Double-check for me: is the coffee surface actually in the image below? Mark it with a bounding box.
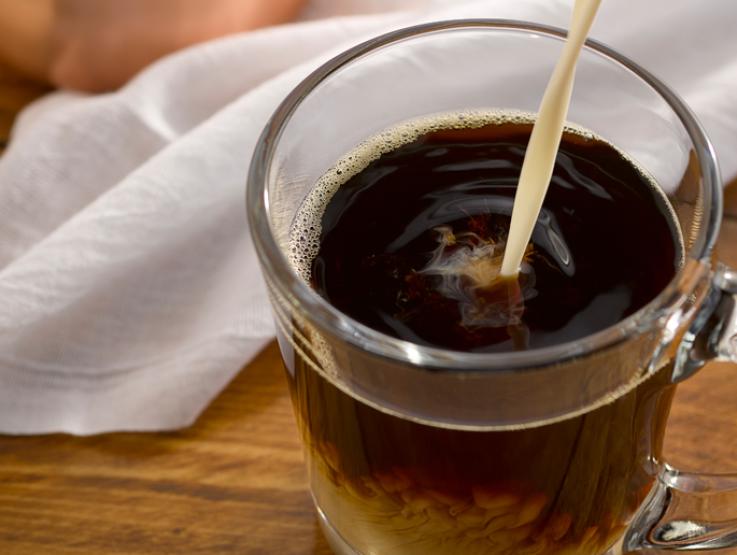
[307,120,680,352]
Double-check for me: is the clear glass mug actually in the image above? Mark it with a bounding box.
[247,21,737,554]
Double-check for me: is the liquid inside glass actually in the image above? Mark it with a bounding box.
[281,111,682,555]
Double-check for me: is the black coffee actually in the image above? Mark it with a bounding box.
[282,114,681,555]
[310,120,680,352]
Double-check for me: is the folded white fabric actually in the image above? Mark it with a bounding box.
[1,0,735,434]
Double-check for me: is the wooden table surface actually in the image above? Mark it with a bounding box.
[1,68,736,555]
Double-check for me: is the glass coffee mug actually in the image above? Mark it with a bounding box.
[247,21,737,554]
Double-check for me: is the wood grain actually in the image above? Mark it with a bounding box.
[1,68,737,555]
[0,343,332,555]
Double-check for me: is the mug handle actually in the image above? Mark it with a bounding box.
[623,264,737,552]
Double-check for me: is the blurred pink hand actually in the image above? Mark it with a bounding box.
[0,0,307,92]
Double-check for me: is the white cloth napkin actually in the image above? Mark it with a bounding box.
[1,0,736,435]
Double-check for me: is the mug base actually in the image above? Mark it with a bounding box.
[314,499,359,555]
[314,497,626,555]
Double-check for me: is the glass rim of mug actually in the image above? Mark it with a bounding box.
[247,19,723,372]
